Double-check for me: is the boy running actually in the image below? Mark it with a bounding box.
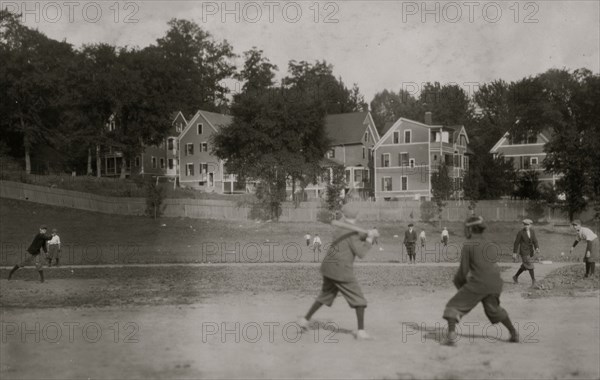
[8,225,53,283]
[570,220,599,278]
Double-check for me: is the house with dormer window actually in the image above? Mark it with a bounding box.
[372,112,471,200]
[489,128,559,183]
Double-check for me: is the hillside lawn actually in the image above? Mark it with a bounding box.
[0,198,588,265]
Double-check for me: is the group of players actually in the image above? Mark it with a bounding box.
[298,203,599,344]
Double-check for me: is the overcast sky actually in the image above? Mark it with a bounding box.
[8,0,599,103]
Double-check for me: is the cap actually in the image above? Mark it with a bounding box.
[522,219,533,225]
[341,203,360,219]
[465,216,485,227]
[40,225,48,230]
[571,219,582,226]
[408,223,414,227]
[52,228,58,232]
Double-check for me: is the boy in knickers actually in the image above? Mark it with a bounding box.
[441,216,519,345]
[8,225,52,283]
[298,203,378,340]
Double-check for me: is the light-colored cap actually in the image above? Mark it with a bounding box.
[522,219,533,225]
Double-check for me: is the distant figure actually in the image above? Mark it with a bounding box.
[419,230,426,249]
[512,219,539,287]
[8,225,53,283]
[304,233,311,247]
[441,216,519,346]
[372,227,379,245]
[404,223,418,264]
[441,227,449,247]
[570,220,599,278]
[312,234,322,255]
[47,228,62,267]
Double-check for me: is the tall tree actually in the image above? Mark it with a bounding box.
[155,18,236,116]
[212,52,330,220]
[431,163,453,226]
[370,89,421,134]
[0,10,75,173]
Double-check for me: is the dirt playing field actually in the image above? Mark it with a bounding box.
[1,199,599,379]
[1,263,599,379]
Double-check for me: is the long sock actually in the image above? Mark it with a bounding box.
[501,316,517,336]
[305,301,323,320]
[528,269,535,282]
[355,307,365,330]
[515,265,526,278]
[585,262,591,276]
[8,265,20,279]
[591,262,596,275]
[446,318,456,333]
[38,270,44,283]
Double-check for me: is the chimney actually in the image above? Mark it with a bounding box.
[424,112,432,125]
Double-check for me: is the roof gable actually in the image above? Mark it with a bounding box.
[180,110,233,139]
[325,111,374,145]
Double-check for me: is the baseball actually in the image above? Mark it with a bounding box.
[561,252,565,256]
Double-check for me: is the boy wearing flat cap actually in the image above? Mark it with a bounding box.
[404,223,418,264]
[8,225,53,283]
[569,220,599,278]
[298,203,378,340]
[442,216,518,345]
[512,219,540,287]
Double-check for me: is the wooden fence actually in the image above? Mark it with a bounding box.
[0,180,589,223]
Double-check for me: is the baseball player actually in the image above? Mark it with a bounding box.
[419,230,426,250]
[304,233,311,247]
[441,227,449,247]
[297,203,378,340]
[8,225,53,283]
[312,233,322,255]
[512,219,540,287]
[441,216,519,345]
[570,220,599,278]
[404,223,418,264]
[46,228,62,267]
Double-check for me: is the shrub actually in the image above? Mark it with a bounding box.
[525,200,547,222]
[145,180,166,219]
[420,201,436,222]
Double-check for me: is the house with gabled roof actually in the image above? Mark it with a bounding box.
[372,112,470,200]
[178,110,241,193]
[102,112,186,179]
[489,127,558,183]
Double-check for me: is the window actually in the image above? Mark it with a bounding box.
[523,156,530,169]
[186,163,194,176]
[151,157,157,169]
[168,159,174,170]
[201,163,208,175]
[382,154,390,168]
[160,158,165,169]
[382,177,392,192]
[433,154,438,162]
[135,157,140,167]
[186,143,194,156]
[197,123,203,134]
[364,169,370,182]
[434,131,450,143]
[401,176,408,191]
[527,132,537,144]
[399,153,409,166]
[453,154,459,167]
[201,142,208,152]
[345,169,351,183]
[168,138,174,150]
[354,169,363,183]
[445,154,452,166]
[362,147,365,159]
[463,156,469,171]
[531,157,538,166]
[409,159,415,168]
[364,131,369,142]
[404,130,412,143]
[176,122,182,133]
[327,148,335,159]
[393,131,399,144]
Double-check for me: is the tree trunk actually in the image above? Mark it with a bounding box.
[87,147,93,175]
[96,145,101,178]
[21,118,31,174]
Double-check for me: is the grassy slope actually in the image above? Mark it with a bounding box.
[0,198,582,265]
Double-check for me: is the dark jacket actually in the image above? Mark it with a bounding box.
[454,239,504,294]
[404,229,418,245]
[321,225,372,282]
[513,228,539,257]
[27,233,52,255]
